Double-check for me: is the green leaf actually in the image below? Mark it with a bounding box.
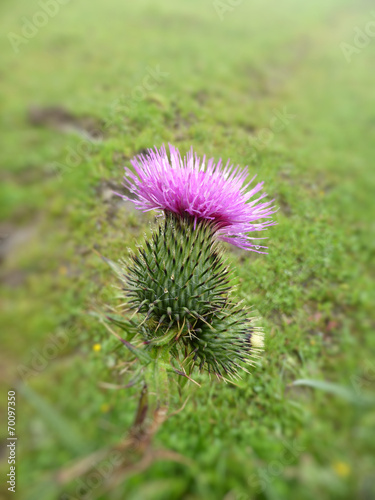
[291,379,375,407]
[106,314,138,340]
[117,337,152,365]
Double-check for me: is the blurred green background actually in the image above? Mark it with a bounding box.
[0,0,374,499]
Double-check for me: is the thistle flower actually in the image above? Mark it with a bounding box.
[121,144,277,253]
[105,144,276,381]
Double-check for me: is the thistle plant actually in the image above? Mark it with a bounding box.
[103,144,276,421]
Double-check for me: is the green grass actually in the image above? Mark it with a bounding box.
[1,0,374,499]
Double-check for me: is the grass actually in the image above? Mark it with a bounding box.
[0,0,374,499]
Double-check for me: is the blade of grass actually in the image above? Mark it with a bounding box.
[291,379,375,407]
[18,384,89,454]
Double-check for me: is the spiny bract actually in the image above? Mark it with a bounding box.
[186,305,264,380]
[120,212,231,331]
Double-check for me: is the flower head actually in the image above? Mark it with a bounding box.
[122,144,276,252]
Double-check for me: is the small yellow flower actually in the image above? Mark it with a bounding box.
[310,339,316,346]
[93,343,101,352]
[332,461,351,477]
[100,403,110,413]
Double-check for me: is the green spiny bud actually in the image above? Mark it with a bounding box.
[185,306,264,380]
[106,212,265,381]
[121,212,231,329]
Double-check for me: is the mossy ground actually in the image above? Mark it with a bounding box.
[0,0,374,499]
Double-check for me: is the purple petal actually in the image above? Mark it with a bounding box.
[121,144,277,252]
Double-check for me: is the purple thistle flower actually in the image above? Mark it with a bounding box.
[121,144,277,252]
